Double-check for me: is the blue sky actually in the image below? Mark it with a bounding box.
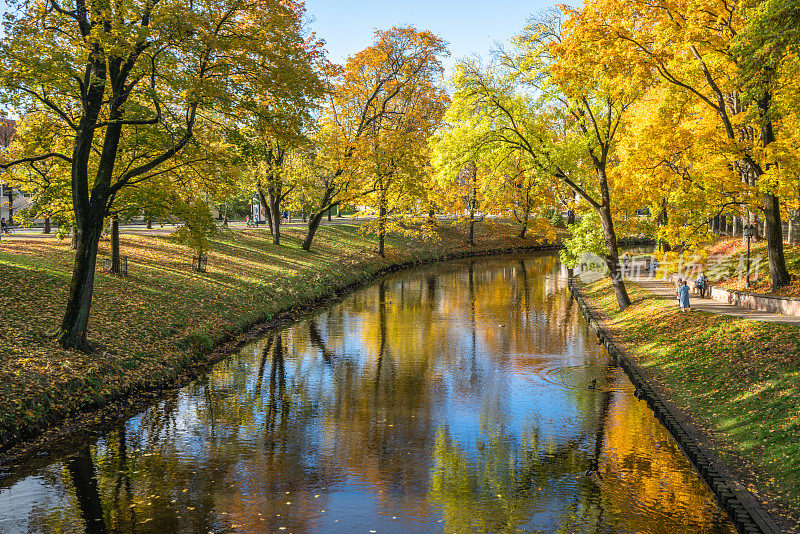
[305,0,557,76]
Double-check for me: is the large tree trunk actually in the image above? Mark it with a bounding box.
[756,101,791,289]
[59,211,104,350]
[303,211,324,251]
[269,192,281,246]
[110,214,120,273]
[256,184,273,236]
[43,216,51,234]
[6,186,12,225]
[763,192,791,289]
[378,196,387,257]
[302,187,336,251]
[597,202,630,310]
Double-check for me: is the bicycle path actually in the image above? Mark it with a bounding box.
[633,278,800,325]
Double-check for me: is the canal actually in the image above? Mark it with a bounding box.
[0,253,735,533]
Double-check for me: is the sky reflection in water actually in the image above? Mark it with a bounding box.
[0,253,736,533]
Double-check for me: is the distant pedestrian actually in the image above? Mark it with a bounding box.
[650,257,659,277]
[675,277,683,301]
[622,253,630,275]
[679,280,691,311]
[0,217,8,236]
[696,272,708,298]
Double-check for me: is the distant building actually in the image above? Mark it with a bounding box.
[0,116,14,148]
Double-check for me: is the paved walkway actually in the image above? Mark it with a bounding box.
[634,278,800,325]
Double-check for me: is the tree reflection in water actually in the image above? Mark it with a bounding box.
[0,253,735,533]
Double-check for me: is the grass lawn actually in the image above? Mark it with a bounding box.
[0,220,555,453]
[581,278,800,526]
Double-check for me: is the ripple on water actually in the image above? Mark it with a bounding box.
[531,363,634,392]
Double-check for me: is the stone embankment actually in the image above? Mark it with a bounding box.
[568,278,784,534]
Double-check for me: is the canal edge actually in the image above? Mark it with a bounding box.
[567,278,785,534]
[0,242,565,468]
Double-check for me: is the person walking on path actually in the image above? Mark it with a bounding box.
[696,272,708,298]
[679,280,691,311]
[675,278,683,301]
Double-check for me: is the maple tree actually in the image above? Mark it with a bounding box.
[0,0,317,349]
[438,11,637,309]
[227,28,324,246]
[360,65,448,256]
[572,0,795,289]
[431,89,558,243]
[300,26,448,252]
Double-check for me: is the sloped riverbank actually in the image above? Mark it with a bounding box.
[0,221,559,458]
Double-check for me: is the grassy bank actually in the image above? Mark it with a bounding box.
[0,220,556,454]
[667,237,800,297]
[580,279,800,527]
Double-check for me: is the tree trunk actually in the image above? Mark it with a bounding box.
[43,216,51,234]
[468,171,477,246]
[378,200,387,257]
[763,192,791,289]
[110,215,120,274]
[303,186,337,251]
[755,95,790,288]
[6,186,13,225]
[59,212,104,350]
[328,207,332,222]
[303,211,324,251]
[269,192,281,246]
[597,203,631,310]
[71,225,78,250]
[146,217,152,229]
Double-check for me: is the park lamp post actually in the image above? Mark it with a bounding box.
[744,223,755,288]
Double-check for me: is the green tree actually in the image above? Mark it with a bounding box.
[0,0,316,349]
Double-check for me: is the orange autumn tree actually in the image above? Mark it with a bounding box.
[301,27,448,252]
[614,85,756,251]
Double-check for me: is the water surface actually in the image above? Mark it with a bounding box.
[0,253,735,533]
